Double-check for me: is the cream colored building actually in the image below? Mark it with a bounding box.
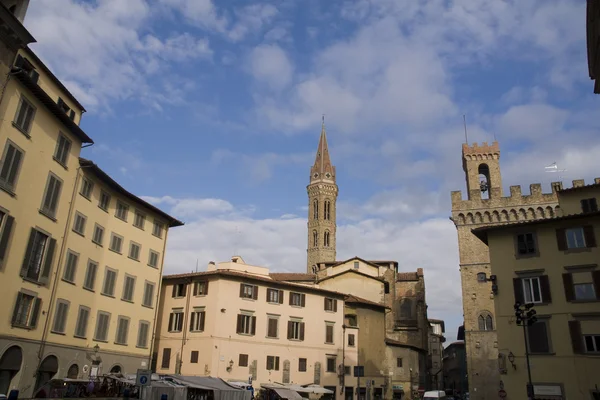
[154,256,357,400]
[473,180,600,400]
[0,30,182,396]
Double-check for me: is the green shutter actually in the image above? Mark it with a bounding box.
[39,238,57,285]
[0,215,15,267]
[20,228,37,278]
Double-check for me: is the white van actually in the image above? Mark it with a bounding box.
[423,390,448,400]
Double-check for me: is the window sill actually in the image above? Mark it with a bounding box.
[190,330,204,333]
[289,338,303,342]
[52,156,68,170]
[237,333,255,337]
[92,240,103,247]
[564,248,592,254]
[101,293,115,299]
[136,345,149,349]
[0,182,16,197]
[51,330,65,336]
[152,233,164,239]
[72,229,85,238]
[93,339,108,343]
[266,336,279,339]
[22,276,45,286]
[194,294,207,297]
[79,193,92,202]
[142,304,154,309]
[12,122,31,138]
[172,296,185,299]
[113,342,128,346]
[98,205,109,213]
[115,215,128,223]
[83,287,95,293]
[108,248,122,255]
[529,352,555,356]
[11,323,34,330]
[168,330,183,334]
[121,298,134,304]
[241,297,256,301]
[148,264,158,269]
[134,225,145,231]
[39,209,57,222]
[267,301,281,305]
[61,278,76,286]
[515,253,539,259]
[324,342,334,345]
[290,305,304,308]
[73,335,87,340]
[128,256,140,262]
[325,310,336,313]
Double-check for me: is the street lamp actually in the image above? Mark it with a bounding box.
[514,302,537,400]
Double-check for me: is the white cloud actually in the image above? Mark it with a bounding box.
[158,0,228,33]
[247,44,294,91]
[228,3,279,42]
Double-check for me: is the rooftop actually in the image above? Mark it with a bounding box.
[270,273,316,282]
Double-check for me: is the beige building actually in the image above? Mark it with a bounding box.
[450,141,571,400]
[0,0,33,89]
[472,180,600,400]
[427,319,445,390]
[0,16,182,396]
[154,256,356,400]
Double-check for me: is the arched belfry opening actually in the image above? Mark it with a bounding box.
[478,163,490,199]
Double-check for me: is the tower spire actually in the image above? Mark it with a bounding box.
[310,116,335,182]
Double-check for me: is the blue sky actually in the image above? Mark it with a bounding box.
[25,0,598,342]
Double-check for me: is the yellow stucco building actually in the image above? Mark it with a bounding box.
[0,5,183,395]
[473,180,600,400]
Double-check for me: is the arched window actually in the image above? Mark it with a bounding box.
[477,272,487,282]
[67,364,79,379]
[324,200,331,220]
[324,231,330,247]
[313,199,319,220]
[478,313,493,331]
[313,230,318,247]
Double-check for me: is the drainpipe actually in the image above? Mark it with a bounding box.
[148,227,171,370]
[177,276,192,374]
[342,324,346,394]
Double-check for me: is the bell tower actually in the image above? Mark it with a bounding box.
[462,141,503,200]
[306,118,338,273]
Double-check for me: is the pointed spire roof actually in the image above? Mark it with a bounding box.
[310,116,335,183]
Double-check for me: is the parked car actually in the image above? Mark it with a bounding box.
[423,390,448,400]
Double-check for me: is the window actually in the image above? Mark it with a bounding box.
[54,134,71,167]
[11,291,41,328]
[325,323,334,344]
[345,315,357,327]
[324,298,337,312]
[40,173,63,218]
[289,292,305,307]
[193,281,209,296]
[137,321,150,348]
[161,348,171,369]
[13,96,36,134]
[267,288,282,303]
[102,268,117,297]
[190,351,199,363]
[312,230,318,247]
[143,281,155,307]
[267,317,278,338]
[324,231,330,247]
[563,271,598,301]
[240,283,258,300]
[109,233,123,253]
[397,358,403,368]
[287,320,305,341]
[99,190,111,211]
[0,140,24,191]
[74,306,90,338]
[83,260,98,290]
[80,177,93,199]
[94,311,111,341]
[584,335,600,353]
[148,250,160,268]
[21,228,56,284]
[115,316,129,345]
[236,314,256,335]
[172,283,186,298]
[134,211,146,229]
[299,358,307,372]
[115,201,129,221]
[348,334,355,346]
[566,227,586,249]
[0,212,13,270]
[168,311,184,332]
[72,212,86,235]
[190,310,206,331]
[581,198,598,213]
[526,318,552,354]
[239,354,249,367]
[344,366,351,375]
[477,272,487,282]
[522,277,542,303]
[57,97,71,114]
[354,261,359,269]
[324,200,331,220]
[62,250,79,283]
[326,357,336,372]
[478,313,493,331]
[51,299,69,334]
[129,242,141,261]
[313,199,318,220]
[122,275,136,302]
[153,220,164,238]
[92,224,104,245]
[266,355,280,371]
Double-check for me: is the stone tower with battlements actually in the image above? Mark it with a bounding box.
[306,120,338,273]
[450,141,565,400]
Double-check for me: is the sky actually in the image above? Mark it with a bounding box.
[24,0,598,343]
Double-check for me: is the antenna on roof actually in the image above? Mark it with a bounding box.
[545,162,567,183]
[195,259,199,273]
[463,115,468,144]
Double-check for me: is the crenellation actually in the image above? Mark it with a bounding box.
[551,181,563,193]
[530,183,542,195]
[462,141,501,157]
[509,185,522,197]
[595,178,600,184]
[572,179,585,188]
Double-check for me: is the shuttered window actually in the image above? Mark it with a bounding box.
[266,356,280,371]
[236,314,256,335]
[325,324,334,344]
[581,198,598,213]
[83,260,98,290]
[190,351,199,363]
[513,276,552,304]
[74,306,90,338]
[287,320,305,341]
[40,173,63,218]
[193,281,209,296]
[299,358,307,372]
[190,310,206,331]
[134,211,146,229]
[526,318,552,354]
[557,226,597,250]
[153,221,164,238]
[115,201,129,221]
[143,282,155,307]
[115,316,130,345]
[21,228,56,285]
[72,212,86,235]
[99,190,111,211]
[51,300,69,334]
[13,96,36,134]
[0,140,24,191]
[289,292,305,307]
[0,212,16,270]
[161,348,171,369]
[80,177,94,199]
[122,275,136,302]
[94,311,111,341]
[62,250,79,283]
[267,288,283,304]
[109,233,123,253]
[562,271,600,302]
[53,134,71,166]
[148,250,160,268]
[240,284,258,299]
[168,311,184,332]
[129,242,141,261]
[11,291,41,329]
[324,298,338,312]
[102,268,117,296]
[92,224,104,245]
[239,354,249,367]
[267,317,278,338]
[137,321,150,348]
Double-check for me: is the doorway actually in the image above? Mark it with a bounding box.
[0,346,22,395]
